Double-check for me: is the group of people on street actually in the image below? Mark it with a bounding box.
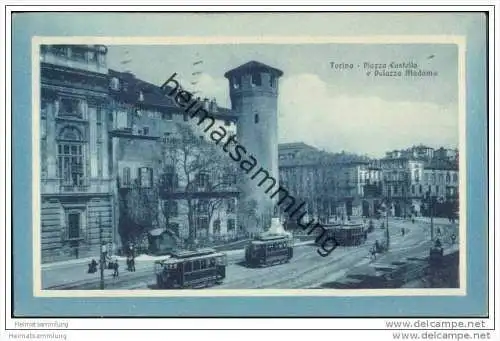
[86,242,137,277]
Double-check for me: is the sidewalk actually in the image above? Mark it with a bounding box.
[41,240,315,289]
[40,254,170,270]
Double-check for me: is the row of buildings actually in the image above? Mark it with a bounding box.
[39,44,283,262]
[278,143,459,225]
[38,44,459,263]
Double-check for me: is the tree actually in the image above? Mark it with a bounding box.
[164,123,238,244]
[118,178,160,247]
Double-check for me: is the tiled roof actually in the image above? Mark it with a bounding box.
[108,69,235,119]
[224,60,284,78]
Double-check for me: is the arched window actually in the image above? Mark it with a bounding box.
[57,126,86,188]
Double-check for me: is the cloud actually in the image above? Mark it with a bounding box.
[193,73,230,107]
[278,73,458,157]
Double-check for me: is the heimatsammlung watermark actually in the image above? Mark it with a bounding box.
[160,73,339,257]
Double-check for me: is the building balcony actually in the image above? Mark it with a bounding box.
[41,178,113,196]
[60,184,90,192]
[109,127,160,141]
[159,184,239,200]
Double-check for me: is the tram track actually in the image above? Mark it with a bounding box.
[43,221,446,291]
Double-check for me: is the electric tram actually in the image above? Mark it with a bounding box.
[245,234,293,267]
[154,248,227,289]
[318,222,367,246]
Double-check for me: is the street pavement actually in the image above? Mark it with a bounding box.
[41,217,459,290]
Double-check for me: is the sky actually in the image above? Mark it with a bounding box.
[14,12,482,158]
[107,42,459,158]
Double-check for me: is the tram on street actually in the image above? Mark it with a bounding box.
[245,234,293,267]
[154,248,227,289]
[319,222,367,246]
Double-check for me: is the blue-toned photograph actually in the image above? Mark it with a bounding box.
[37,41,462,292]
[8,11,491,319]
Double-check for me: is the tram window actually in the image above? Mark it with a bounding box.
[184,262,192,273]
[209,258,216,267]
[200,259,207,269]
[193,260,200,271]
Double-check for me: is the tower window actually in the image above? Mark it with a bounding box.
[269,75,276,87]
[254,114,259,124]
[232,77,241,89]
[251,72,262,87]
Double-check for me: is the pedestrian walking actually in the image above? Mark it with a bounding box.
[112,259,119,278]
[128,242,135,258]
[130,256,136,272]
[401,227,405,236]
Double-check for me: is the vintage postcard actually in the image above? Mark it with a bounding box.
[6,10,494,322]
[34,36,466,296]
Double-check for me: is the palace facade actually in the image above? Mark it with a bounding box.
[39,45,239,262]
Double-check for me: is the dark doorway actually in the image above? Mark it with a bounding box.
[68,213,80,259]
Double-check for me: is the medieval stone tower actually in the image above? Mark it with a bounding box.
[224,61,283,234]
